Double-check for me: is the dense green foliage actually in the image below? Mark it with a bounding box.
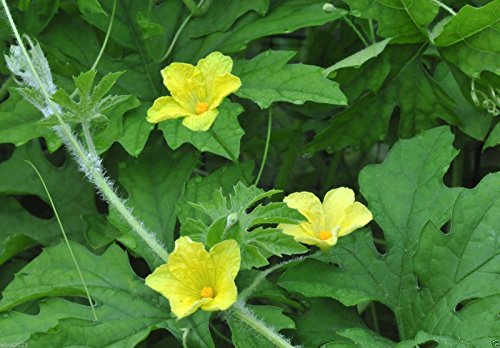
[0,0,498,347]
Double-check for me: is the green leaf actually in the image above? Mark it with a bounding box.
[188,0,270,38]
[180,183,307,269]
[77,0,107,16]
[0,298,95,345]
[159,100,245,161]
[108,142,197,262]
[434,2,500,78]
[179,311,215,348]
[343,0,438,43]
[0,242,181,346]
[233,51,347,108]
[324,327,395,347]
[178,161,254,224]
[324,38,391,77]
[79,0,183,99]
[118,104,155,157]
[0,89,60,151]
[226,306,289,348]
[280,127,500,344]
[484,122,500,150]
[290,298,366,347]
[433,63,491,141]
[248,305,295,332]
[304,45,458,154]
[174,0,347,61]
[0,142,98,263]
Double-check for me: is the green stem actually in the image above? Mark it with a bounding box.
[373,237,387,246]
[253,294,306,312]
[1,0,168,262]
[322,152,341,193]
[275,122,300,189]
[430,0,456,15]
[368,19,375,43]
[159,0,205,63]
[255,108,272,186]
[210,323,233,345]
[239,252,320,302]
[90,0,116,71]
[26,161,99,321]
[451,130,464,187]
[182,0,202,16]
[229,305,295,348]
[82,122,98,159]
[370,302,380,334]
[342,15,369,47]
[0,76,13,100]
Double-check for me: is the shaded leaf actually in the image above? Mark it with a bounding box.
[435,2,500,78]
[344,0,438,43]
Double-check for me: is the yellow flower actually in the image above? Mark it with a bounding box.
[146,52,241,131]
[278,187,372,251]
[145,236,241,319]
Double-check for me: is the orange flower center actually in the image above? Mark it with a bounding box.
[319,230,332,240]
[200,286,215,298]
[195,102,209,115]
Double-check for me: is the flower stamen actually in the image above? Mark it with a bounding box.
[195,102,209,115]
[319,230,332,240]
[200,286,215,298]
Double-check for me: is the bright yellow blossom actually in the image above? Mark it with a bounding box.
[278,187,372,251]
[146,52,241,131]
[145,237,241,319]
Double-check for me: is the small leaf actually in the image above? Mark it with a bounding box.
[435,1,500,78]
[77,0,107,16]
[91,71,125,105]
[484,122,500,150]
[73,69,97,101]
[324,38,391,77]
[180,182,306,269]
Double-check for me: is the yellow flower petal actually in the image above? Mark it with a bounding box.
[209,239,241,280]
[161,63,206,112]
[145,237,242,319]
[284,192,325,229]
[209,74,242,108]
[322,187,355,231]
[182,109,219,131]
[279,222,337,251]
[201,273,237,312]
[146,96,191,123]
[197,52,233,80]
[167,237,215,291]
[145,264,208,319]
[338,202,373,237]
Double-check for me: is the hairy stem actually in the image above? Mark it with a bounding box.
[239,257,306,302]
[1,0,168,262]
[228,304,296,348]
